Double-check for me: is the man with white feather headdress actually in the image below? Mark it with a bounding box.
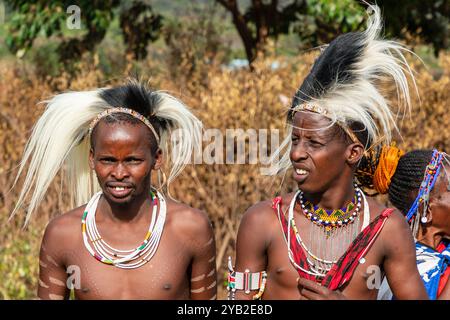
[228,5,428,300]
[11,79,217,300]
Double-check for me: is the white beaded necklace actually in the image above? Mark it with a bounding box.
[81,189,166,269]
[283,189,369,278]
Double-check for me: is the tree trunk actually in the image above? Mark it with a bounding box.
[217,0,257,64]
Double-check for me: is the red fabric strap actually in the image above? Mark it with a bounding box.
[272,196,316,281]
[272,196,394,290]
[322,208,394,289]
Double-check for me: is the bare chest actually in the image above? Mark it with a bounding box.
[263,224,385,300]
[63,232,192,299]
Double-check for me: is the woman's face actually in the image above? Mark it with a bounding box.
[429,166,450,237]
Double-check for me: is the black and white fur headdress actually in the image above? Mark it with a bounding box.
[269,4,419,175]
[11,79,202,225]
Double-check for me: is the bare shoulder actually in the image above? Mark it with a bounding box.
[367,202,413,255]
[365,196,401,220]
[365,196,405,226]
[42,205,86,243]
[240,199,275,231]
[379,207,412,240]
[165,199,213,237]
[238,192,296,241]
[365,196,409,235]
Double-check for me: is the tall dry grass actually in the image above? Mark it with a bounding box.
[0,49,448,299]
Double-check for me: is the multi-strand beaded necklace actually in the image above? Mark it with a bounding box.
[287,186,368,278]
[299,186,361,238]
[81,189,166,269]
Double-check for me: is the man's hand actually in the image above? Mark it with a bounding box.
[297,277,347,300]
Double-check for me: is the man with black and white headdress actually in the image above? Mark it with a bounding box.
[11,79,217,300]
[228,5,428,300]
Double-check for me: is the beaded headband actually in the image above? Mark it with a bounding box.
[405,149,444,222]
[292,103,361,145]
[88,107,160,144]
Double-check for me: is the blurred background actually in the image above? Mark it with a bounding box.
[0,0,448,299]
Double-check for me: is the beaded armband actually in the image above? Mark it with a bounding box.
[227,257,267,300]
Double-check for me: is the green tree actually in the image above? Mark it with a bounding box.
[218,0,448,64]
[372,0,448,56]
[291,0,366,46]
[120,1,162,61]
[4,0,163,69]
[217,0,366,64]
[163,2,232,90]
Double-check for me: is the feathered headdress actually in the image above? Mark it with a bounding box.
[269,4,419,178]
[10,79,202,226]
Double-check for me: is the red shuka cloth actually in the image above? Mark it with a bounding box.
[272,196,393,290]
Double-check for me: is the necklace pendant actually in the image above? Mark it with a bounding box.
[324,226,333,238]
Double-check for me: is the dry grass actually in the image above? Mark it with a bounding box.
[0,49,448,299]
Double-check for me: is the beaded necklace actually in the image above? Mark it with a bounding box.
[286,188,368,278]
[299,184,362,237]
[81,189,166,269]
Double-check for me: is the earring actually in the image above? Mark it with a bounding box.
[157,168,167,188]
[421,216,428,224]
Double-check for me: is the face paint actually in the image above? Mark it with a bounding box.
[191,274,205,282]
[190,287,205,294]
[203,237,213,247]
[206,280,216,290]
[48,293,64,300]
[39,260,48,268]
[49,276,65,287]
[208,256,215,263]
[46,255,59,267]
[209,294,217,300]
[90,121,155,206]
[206,268,215,277]
[39,279,49,289]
